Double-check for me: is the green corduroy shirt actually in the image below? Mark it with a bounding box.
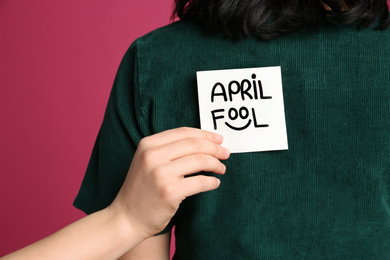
[74,20,390,259]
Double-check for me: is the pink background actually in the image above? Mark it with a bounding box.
[0,0,173,257]
[1,1,390,258]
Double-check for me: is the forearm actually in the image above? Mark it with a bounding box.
[119,232,171,260]
[2,206,144,260]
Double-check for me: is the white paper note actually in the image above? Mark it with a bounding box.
[197,66,288,153]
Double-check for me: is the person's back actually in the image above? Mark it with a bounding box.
[74,1,390,259]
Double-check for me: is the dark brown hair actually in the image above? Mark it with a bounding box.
[172,0,390,40]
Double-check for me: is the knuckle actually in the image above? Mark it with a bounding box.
[138,137,151,150]
[140,148,158,165]
[177,126,191,135]
[213,143,223,155]
[197,176,211,190]
[204,130,215,141]
[150,165,165,180]
[187,138,202,150]
[159,185,175,202]
[193,153,207,164]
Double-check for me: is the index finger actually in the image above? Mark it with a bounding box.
[141,127,223,147]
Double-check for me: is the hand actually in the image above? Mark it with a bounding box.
[109,127,230,239]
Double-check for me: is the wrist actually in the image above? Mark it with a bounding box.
[106,201,151,247]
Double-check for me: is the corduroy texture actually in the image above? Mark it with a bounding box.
[74,20,390,259]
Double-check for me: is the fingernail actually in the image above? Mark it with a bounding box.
[216,178,221,187]
[223,147,230,157]
[222,163,226,173]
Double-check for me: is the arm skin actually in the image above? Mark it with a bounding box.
[1,205,148,260]
[119,233,171,260]
[1,127,230,260]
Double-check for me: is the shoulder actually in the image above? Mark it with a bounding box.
[132,21,206,52]
[118,20,212,72]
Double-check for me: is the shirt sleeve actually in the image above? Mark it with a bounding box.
[73,40,145,215]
